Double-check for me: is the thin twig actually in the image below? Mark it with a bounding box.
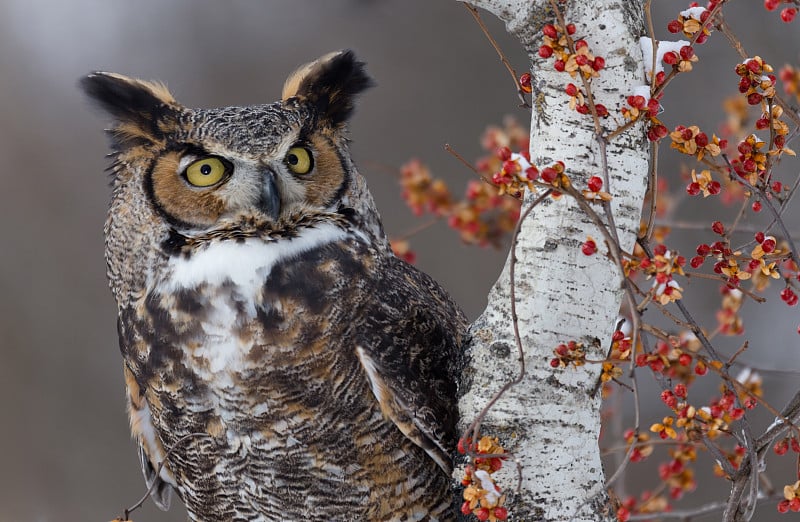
[444,142,500,189]
[462,3,530,107]
[722,154,800,264]
[121,432,212,521]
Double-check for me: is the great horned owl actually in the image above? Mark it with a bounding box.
[82,51,466,521]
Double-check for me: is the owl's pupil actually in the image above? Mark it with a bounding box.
[287,154,298,165]
[200,164,212,175]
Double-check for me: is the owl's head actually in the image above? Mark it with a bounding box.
[82,51,385,242]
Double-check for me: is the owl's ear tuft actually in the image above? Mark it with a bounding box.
[81,72,182,149]
[282,50,374,127]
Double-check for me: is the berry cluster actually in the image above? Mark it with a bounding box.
[538,23,606,79]
[394,118,527,256]
[735,56,776,106]
[624,244,687,305]
[667,5,712,43]
[549,340,586,368]
[669,125,725,161]
[459,436,509,521]
[622,92,668,141]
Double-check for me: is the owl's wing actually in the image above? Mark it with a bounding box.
[354,255,467,474]
[123,363,176,511]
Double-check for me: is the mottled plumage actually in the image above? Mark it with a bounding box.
[82,51,466,521]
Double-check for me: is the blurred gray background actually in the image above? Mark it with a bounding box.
[0,1,797,521]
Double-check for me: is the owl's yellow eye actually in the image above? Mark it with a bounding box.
[185,157,229,187]
[285,146,314,175]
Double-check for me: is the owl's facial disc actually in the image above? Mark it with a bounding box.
[258,169,281,221]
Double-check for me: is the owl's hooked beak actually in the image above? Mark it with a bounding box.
[259,170,281,221]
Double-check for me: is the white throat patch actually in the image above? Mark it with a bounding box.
[164,222,349,291]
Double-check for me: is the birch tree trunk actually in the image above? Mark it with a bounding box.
[456,1,648,520]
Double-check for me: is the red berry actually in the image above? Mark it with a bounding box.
[648,124,668,141]
[494,507,509,520]
[519,72,532,93]
[592,56,605,71]
[497,146,512,161]
[663,51,679,65]
[738,77,751,93]
[762,237,776,253]
[696,243,711,256]
[653,244,667,256]
[695,362,707,375]
[461,501,473,515]
[755,117,770,129]
[587,176,603,192]
[755,231,765,243]
[582,239,597,256]
[747,92,763,105]
[708,181,721,195]
[752,200,762,212]
[694,132,709,147]
[765,0,780,11]
[690,256,704,268]
[781,7,797,22]
[738,141,753,156]
[476,508,490,521]
[712,221,725,235]
[525,166,539,180]
[679,353,693,366]
[575,39,588,49]
[575,54,589,66]
[554,60,566,72]
[628,95,645,108]
[543,24,558,38]
[541,167,558,183]
[772,181,783,192]
[539,45,554,58]
[647,98,660,115]
[566,23,577,34]
[778,499,791,513]
[661,390,677,408]
[747,60,762,74]
[687,182,701,196]
[502,160,519,174]
[667,19,683,33]
[679,45,694,60]
[565,83,578,96]
[576,104,589,114]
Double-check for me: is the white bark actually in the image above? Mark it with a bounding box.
[456,1,648,520]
